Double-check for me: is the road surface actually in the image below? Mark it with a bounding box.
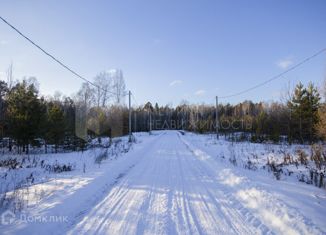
[67,132,322,235]
[4,131,324,235]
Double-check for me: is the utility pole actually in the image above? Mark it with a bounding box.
[216,96,219,139]
[149,109,152,134]
[134,112,137,132]
[128,90,132,142]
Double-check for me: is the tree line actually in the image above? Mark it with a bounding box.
[0,69,325,154]
[0,69,128,154]
[132,81,326,144]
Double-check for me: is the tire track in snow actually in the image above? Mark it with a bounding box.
[179,133,324,235]
[67,131,323,235]
[174,148,205,235]
[177,134,262,234]
[68,134,167,235]
[70,131,271,234]
[181,147,269,234]
[70,133,185,235]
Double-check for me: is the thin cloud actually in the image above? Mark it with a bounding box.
[169,80,183,86]
[194,89,206,96]
[276,57,293,69]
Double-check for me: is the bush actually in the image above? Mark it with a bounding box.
[42,161,74,173]
[296,149,308,165]
[311,144,325,170]
[94,150,108,164]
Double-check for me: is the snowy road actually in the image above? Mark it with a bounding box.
[2,131,325,235]
[69,132,264,234]
[67,131,323,235]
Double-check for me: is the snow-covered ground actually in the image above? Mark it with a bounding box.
[0,131,325,235]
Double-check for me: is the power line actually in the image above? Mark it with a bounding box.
[3,16,324,102]
[0,15,118,96]
[219,47,326,99]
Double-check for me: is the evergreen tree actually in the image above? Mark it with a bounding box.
[288,82,320,143]
[47,102,66,153]
[6,80,44,153]
[304,83,320,142]
[288,82,305,142]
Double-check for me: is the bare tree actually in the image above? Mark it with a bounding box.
[75,82,95,108]
[74,83,95,140]
[109,69,126,105]
[94,71,112,107]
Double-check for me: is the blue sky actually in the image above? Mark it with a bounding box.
[0,0,325,105]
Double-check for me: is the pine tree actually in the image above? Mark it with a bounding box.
[304,83,320,142]
[47,103,66,153]
[288,83,305,142]
[6,80,44,153]
[288,82,320,143]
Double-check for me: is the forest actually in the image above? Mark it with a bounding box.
[0,68,325,154]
